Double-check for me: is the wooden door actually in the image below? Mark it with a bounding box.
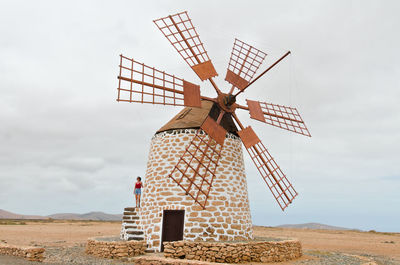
[161,210,185,251]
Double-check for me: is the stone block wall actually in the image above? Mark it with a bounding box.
[163,240,302,263]
[133,256,230,265]
[0,243,45,262]
[85,237,146,259]
[139,129,253,251]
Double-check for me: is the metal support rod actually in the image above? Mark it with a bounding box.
[200,95,218,102]
[216,110,225,124]
[169,15,201,65]
[209,78,222,95]
[234,51,291,97]
[118,76,184,95]
[231,112,245,130]
[118,75,215,103]
[231,113,291,204]
[229,84,235,94]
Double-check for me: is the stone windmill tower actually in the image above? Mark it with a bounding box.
[117,11,311,252]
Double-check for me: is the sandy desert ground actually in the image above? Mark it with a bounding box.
[0,220,399,264]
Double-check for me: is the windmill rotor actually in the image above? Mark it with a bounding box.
[117,11,311,211]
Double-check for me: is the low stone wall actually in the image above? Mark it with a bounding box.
[0,243,45,262]
[133,256,230,265]
[85,237,146,259]
[163,239,302,263]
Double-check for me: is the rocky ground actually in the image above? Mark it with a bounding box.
[1,247,399,265]
[0,220,399,264]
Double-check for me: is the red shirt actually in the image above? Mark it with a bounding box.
[135,182,142,189]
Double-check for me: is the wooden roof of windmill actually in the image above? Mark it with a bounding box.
[157,100,238,134]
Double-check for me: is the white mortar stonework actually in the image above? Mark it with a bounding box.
[133,129,253,252]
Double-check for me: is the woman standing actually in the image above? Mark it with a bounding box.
[134,176,143,208]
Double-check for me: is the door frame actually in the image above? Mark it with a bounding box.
[160,209,185,252]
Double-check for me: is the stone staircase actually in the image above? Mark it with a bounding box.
[120,207,144,241]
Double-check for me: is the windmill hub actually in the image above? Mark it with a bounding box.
[223,94,236,107]
[217,93,237,113]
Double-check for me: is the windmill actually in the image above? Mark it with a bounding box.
[117,11,311,249]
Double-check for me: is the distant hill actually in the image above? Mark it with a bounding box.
[48,212,122,221]
[276,222,354,231]
[0,209,122,221]
[0,209,44,220]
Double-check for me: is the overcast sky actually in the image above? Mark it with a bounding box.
[1,0,399,232]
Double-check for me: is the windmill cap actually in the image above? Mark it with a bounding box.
[157,99,238,135]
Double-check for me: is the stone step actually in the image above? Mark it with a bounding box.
[145,249,156,253]
[126,230,144,235]
[123,220,139,224]
[123,216,139,220]
[123,211,138,216]
[125,228,141,232]
[127,236,144,241]
[124,207,139,212]
[124,225,138,229]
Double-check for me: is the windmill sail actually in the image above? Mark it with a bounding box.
[154,11,218,81]
[245,99,311,137]
[117,55,202,107]
[225,39,267,91]
[238,126,298,211]
[168,116,226,209]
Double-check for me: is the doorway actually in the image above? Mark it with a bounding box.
[161,210,185,252]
